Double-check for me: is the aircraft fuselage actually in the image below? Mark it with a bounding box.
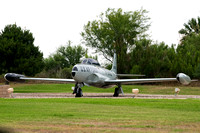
[72,64,117,88]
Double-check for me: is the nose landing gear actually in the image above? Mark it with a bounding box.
[73,83,84,97]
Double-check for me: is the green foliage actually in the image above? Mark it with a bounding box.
[193,63,200,78]
[105,63,112,70]
[130,39,176,77]
[128,17,200,78]
[176,34,200,77]
[0,24,44,76]
[81,8,150,73]
[2,14,200,79]
[58,41,86,66]
[179,17,200,38]
[44,53,67,71]
[40,41,86,78]
[81,10,200,78]
[60,67,73,78]
[104,15,200,78]
[130,65,141,74]
[85,49,98,60]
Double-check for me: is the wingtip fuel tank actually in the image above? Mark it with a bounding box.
[4,73,25,82]
[176,73,191,85]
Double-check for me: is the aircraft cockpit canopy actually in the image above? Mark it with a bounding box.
[81,58,101,66]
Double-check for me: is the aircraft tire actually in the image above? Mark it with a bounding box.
[113,88,119,97]
[75,88,83,97]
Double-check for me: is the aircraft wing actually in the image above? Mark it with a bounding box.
[4,73,76,83]
[105,73,192,85]
[117,74,145,77]
[105,78,177,84]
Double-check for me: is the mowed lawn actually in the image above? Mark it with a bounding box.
[1,84,200,132]
[0,98,200,132]
[12,83,200,95]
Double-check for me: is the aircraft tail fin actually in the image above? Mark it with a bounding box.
[111,53,117,74]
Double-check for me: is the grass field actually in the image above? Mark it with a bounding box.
[1,83,200,132]
[0,98,200,132]
[11,83,200,95]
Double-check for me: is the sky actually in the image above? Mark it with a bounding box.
[1,0,200,59]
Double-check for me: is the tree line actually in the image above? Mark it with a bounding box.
[81,8,200,78]
[0,8,200,78]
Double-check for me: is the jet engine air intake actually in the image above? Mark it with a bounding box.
[71,72,76,77]
[176,73,191,85]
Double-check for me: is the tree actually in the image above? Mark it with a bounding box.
[130,39,176,77]
[193,63,200,78]
[0,24,44,76]
[40,42,86,78]
[57,41,86,67]
[176,17,200,77]
[179,17,200,39]
[176,34,200,77]
[81,8,150,74]
[42,53,67,78]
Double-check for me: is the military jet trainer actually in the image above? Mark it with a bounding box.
[4,53,191,97]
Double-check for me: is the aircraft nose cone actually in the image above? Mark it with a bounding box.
[71,72,76,77]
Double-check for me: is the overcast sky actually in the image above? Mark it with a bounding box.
[1,0,200,58]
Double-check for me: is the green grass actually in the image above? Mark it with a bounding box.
[11,83,200,95]
[1,84,199,132]
[0,98,200,132]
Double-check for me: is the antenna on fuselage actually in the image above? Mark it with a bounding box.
[111,52,117,74]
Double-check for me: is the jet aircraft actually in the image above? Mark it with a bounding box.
[4,53,192,97]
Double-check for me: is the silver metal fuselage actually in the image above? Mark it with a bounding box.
[72,64,117,88]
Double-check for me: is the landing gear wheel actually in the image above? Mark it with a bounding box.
[113,88,119,97]
[75,88,83,97]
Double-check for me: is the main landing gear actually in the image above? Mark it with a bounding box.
[73,83,124,97]
[113,83,124,97]
[73,83,84,97]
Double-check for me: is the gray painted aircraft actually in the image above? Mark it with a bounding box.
[4,53,192,97]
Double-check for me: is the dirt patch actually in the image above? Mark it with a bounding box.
[12,93,200,99]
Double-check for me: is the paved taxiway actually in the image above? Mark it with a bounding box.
[11,93,200,99]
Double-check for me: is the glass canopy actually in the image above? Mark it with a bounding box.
[81,58,100,66]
